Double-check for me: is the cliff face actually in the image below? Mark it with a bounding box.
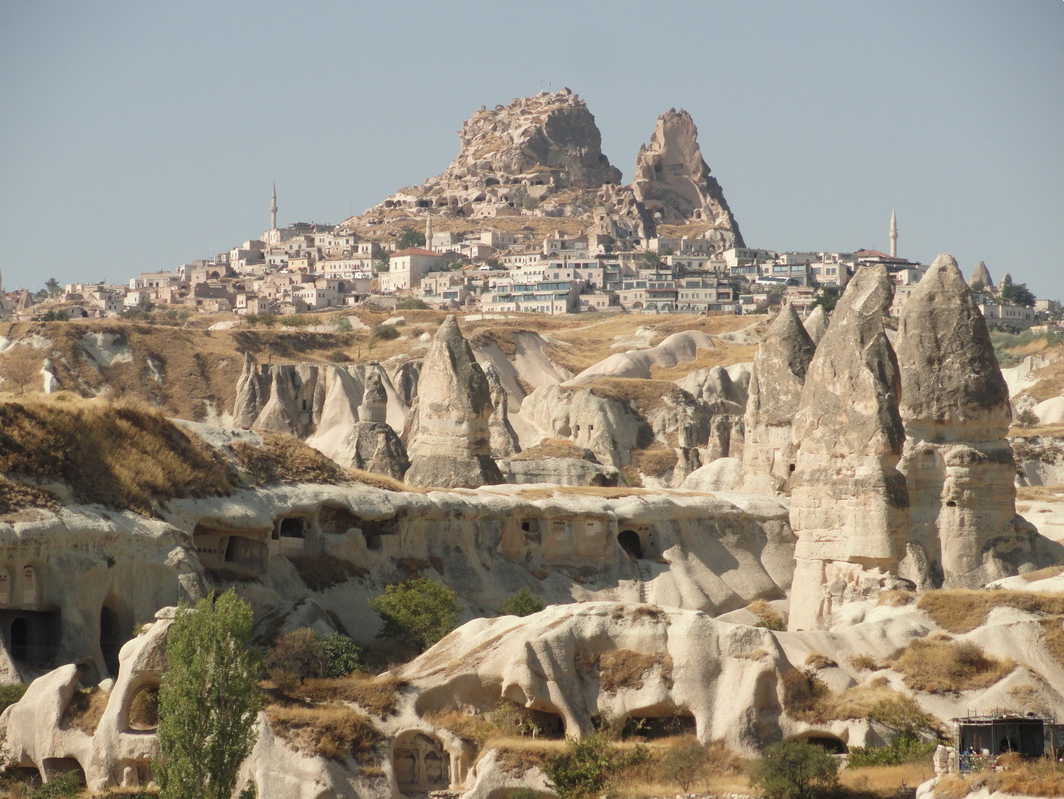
[631,108,745,250]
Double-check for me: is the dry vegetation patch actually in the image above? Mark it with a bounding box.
[584,377,689,417]
[934,756,1064,798]
[888,638,1013,694]
[599,650,673,693]
[916,589,1064,633]
[509,438,597,461]
[266,703,381,762]
[61,687,109,734]
[231,432,349,486]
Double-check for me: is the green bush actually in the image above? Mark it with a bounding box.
[372,324,400,341]
[847,733,938,768]
[498,587,544,617]
[398,298,429,310]
[749,740,839,799]
[265,627,324,690]
[33,771,83,799]
[0,682,28,714]
[660,737,708,791]
[545,733,649,799]
[321,632,364,678]
[370,577,458,653]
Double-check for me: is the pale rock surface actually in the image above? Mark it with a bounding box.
[680,457,743,492]
[405,316,504,488]
[630,108,744,252]
[788,266,910,631]
[484,364,520,459]
[895,254,1037,589]
[969,259,993,289]
[566,330,717,384]
[41,358,59,394]
[802,305,830,345]
[742,304,816,494]
[500,443,618,486]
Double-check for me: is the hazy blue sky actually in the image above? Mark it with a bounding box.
[2,1,1061,300]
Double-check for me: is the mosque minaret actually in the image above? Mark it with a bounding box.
[890,208,898,258]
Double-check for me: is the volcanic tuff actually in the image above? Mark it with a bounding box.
[352,91,741,248]
[631,108,744,250]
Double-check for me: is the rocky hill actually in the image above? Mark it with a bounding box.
[347,90,743,250]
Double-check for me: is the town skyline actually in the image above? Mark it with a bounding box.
[1,1,1061,299]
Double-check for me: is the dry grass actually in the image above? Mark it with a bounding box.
[510,485,651,500]
[784,670,942,734]
[848,654,881,672]
[231,432,350,486]
[61,687,109,733]
[629,447,678,479]
[508,438,597,461]
[842,762,936,798]
[934,756,1064,798]
[747,599,786,630]
[266,703,381,762]
[916,589,1064,633]
[0,398,234,516]
[424,708,496,744]
[1038,618,1064,666]
[1022,565,1064,582]
[584,377,690,417]
[599,650,673,692]
[888,638,1013,694]
[649,343,759,381]
[289,673,403,718]
[878,589,915,607]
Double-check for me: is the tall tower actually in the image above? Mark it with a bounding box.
[270,183,278,232]
[425,212,433,251]
[889,208,898,258]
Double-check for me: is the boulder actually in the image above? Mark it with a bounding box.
[895,254,1037,588]
[405,317,504,488]
[788,266,909,631]
[741,304,816,494]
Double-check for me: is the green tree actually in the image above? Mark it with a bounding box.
[156,590,263,799]
[396,227,426,250]
[44,277,62,297]
[370,577,458,653]
[545,733,649,799]
[321,631,364,677]
[812,286,839,313]
[498,587,544,617]
[265,627,324,692]
[748,740,839,799]
[1001,281,1036,307]
[660,737,708,792]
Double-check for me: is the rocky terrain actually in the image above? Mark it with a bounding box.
[0,261,1062,798]
[345,90,744,250]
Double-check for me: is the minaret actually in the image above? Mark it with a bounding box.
[270,184,278,231]
[425,212,433,252]
[889,208,898,258]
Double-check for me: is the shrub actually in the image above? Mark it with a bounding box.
[498,587,544,617]
[1016,408,1040,428]
[369,577,458,653]
[328,349,350,363]
[320,632,363,678]
[266,703,381,763]
[544,733,649,799]
[847,732,938,768]
[372,324,399,341]
[0,683,27,714]
[33,771,84,799]
[748,739,839,799]
[659,736,708,792]
[749,599,787,631]
[265,627,324,690]
[398,298,429,310]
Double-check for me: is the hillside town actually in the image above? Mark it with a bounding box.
[0,199,1051,330]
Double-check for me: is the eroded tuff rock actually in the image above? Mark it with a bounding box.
[969,260,993,290]
[500,441,618,486]
[484,364,520,459]
[631,108,744,252]
[788,266,910,631]
[803,305,830,346]
[895,254,1036,588]
[360,90,623,224]
[742,304,817,495]
[405,316,503,488]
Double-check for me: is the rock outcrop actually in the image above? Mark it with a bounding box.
[631,108,744,252]
[484,364,520,459]
[969,260,993,289]
[405,316,504,488]
[895,254,1036,588]
[788,266,910,631]
[803,305,830,345]
[742,304,817,494]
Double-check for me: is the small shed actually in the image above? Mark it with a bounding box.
[953,714,1049,771]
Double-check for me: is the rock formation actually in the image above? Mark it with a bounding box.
[322,372,411,480]
[969,260,993,289]
[742,304,817,494]
[631,108,744,252]
[788,266,910,631]
[484,364,520,459]
[358,371,388,423]
[405,316,504,488]
[233,352,267,428]
[803,305,830,345]
[895,254,1036,588]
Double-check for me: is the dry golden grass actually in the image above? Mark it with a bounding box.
[508,438,596,461]
[917,589,1064,633]
[629,447,678,479]
[934,756,1064,798]
[747,599,786,630]
[649,343,759,381]
[424,708,496,744]
[842,762,936,798]
[0,397,234,516]
[1022,565,1064,582]
[266,703,381,762]
[889,638,1013,694]
[61,687,109,734]
[1038,618,1064,666]
[231,432,350,486]
[1016,485,1064,502]
[584,377,690,417]
[510,485,652,500]
[784,671,941,734]
[599,650,673,693]
[289,673,404,718]
[878,589,915,607]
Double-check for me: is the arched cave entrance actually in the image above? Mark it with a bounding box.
[618,530,642,560]
[393,731,449,796]
[100,606,122,678]
[128,683,160,731]
[623,712,696,740]
[788,733,848,754]
[10,617,32,664]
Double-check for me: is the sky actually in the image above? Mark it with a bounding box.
[1,0,1061,300]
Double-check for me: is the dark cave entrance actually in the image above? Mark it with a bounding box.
[618,530,642,559]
